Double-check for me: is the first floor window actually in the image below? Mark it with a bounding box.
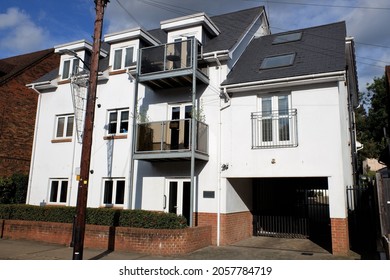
[103,179,125,205]
[55,114,74,139]
[107,109,129,135]
[62,58,79,79]
[252,93,297,148]
[113,46,135,70]
[49,179,68,204]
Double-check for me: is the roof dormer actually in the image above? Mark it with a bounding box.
[104,28,160,74]
[161,12,220,44]
[55,40,108,81]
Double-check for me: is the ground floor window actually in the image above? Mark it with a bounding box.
[49,179,68,204]
[103,178,125,206]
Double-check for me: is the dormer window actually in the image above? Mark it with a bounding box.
[113,46,135,70]
[62,58,79,79]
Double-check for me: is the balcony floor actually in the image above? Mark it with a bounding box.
[133,150,209,162]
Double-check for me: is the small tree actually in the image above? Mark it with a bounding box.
[0,174,28,204]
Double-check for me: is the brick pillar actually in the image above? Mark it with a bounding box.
[331,218,350,256]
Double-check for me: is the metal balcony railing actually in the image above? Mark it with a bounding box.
[135,119,208,155]
[139,39,202,75]
[251,109,298,149]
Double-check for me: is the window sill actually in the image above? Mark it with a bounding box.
[58,79,70,85]
[51,138,72,143]
[109,69,127,75]
[103,134,128,140]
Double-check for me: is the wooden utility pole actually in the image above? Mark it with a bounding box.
[72,0,109,260]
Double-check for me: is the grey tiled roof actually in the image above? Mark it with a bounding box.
[147,6,264,52]
[203,6,264,53]
[222,21,347,86]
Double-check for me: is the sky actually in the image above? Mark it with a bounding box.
[1,0,389,95]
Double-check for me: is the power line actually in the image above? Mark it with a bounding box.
[243,0,390,11]
[114,0,144,28]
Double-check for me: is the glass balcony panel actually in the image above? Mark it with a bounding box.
[139,39,195,75]
[136,119,208,155]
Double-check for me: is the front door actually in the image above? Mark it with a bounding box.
[165,179,191,225]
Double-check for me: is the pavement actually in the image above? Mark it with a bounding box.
[0,236,361,260]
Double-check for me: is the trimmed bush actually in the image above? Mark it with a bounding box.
[0,204,187,229]
[119,209,187,229]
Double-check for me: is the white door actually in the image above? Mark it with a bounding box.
[165,178,191,225]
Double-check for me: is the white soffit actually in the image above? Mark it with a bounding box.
[55,40,108,57]
[161,13,220,36]
[104,28,160,46]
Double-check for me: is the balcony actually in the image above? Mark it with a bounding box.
[134,119,209,161]
[251,109,298,149]
[137,39,209,89]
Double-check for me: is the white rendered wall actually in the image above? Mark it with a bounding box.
[220,82,353,218]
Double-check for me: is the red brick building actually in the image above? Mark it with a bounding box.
[0,49,60,176]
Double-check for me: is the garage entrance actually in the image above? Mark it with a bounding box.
[252,177,331,249]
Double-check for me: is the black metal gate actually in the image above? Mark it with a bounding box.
[346,183,379,258]
[253,178,330,244]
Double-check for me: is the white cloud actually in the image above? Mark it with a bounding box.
[0,7,49,55]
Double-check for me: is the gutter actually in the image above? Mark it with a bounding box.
[222,71,346,93]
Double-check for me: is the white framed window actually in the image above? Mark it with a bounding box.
[112,46,135,70]
[107,109,129,135]
[62,58,79,79]
[103,178,125,206]
[252,93,297,148]
[48,179,68,204]
[55,114,74,139]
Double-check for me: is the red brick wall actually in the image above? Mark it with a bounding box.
[0,52,60,176]
[0,219,211,256]
[331,218,350,256]
[194,211,252,245]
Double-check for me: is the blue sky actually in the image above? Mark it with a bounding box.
[1,0,389,94]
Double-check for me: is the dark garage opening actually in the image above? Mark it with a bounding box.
[252,177,331,251]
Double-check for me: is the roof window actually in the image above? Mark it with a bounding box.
[272,32,302,44]
[260,53,295,69]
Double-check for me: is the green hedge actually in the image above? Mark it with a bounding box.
[0,204,187,229]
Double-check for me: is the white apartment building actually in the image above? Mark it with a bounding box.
[26,6,358,255]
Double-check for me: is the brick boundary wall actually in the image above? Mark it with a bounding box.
[330,218,350,256]
[194,211,252,245]
[0,219,212,256]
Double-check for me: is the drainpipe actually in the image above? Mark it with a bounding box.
[189,38,197,227]
[129,53,141,210]
[26,85,42,205]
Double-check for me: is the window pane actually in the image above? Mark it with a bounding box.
[115,180,125,204]
[113,49,122,70]
[262,119,273,142]
[56,117,65,137]
[273,32,302,44]
[104,181,113,204]
[120,111,129,133]
[278,95,289,114]
[59,181,68,203]
[124,47,134,67]
[260,53,295,69]
[66,116,74,137]
[279,117,290,141]
[72,59,79,75]
[62,60,70,79]
[50,181,59,202]
[108,112,118,134]
[262,98,272,115]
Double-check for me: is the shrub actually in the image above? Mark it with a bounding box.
[0,204,187,229]
[0,174,28,204]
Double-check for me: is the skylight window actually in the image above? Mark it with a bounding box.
[260,53,296,69]
[272,32,302,44]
